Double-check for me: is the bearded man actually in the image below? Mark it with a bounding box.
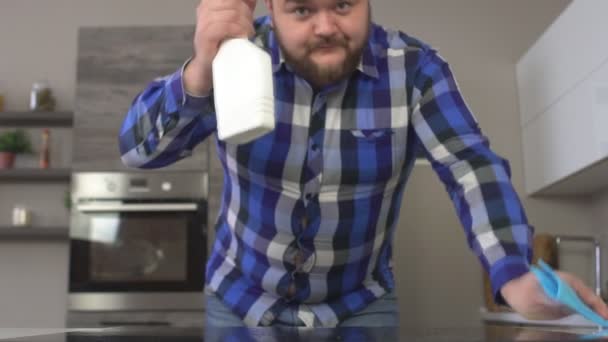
[119,0,608,329]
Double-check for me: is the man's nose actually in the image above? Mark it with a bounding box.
[313,12,338,37]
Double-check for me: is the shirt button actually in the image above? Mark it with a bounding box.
[287,282,296,298]
[294,250,302,266]
[301,252,315,273]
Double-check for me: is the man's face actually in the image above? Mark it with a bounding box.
[264,0,370,89]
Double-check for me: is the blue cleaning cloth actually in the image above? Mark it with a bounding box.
[530,259,608,327]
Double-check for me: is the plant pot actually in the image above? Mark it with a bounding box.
[0,152,16,169]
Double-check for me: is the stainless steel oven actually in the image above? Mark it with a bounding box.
[68,172,207,312]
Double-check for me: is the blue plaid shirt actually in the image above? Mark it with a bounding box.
[119,16,533,327]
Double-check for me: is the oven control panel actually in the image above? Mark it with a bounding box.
[71,172,208,200]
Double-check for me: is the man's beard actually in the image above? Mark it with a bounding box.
[273,24,369,89]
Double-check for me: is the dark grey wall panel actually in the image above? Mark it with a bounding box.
[73,26,209,172]
[77,26,195,85]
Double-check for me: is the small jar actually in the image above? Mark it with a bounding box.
[12,205,32,227]
[30,81,56,111]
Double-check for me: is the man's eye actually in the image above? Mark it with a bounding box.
[294,7,311,17]
[336,2,352,13]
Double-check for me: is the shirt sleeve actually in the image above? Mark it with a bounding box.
[410,47,533,305]
[118,58,217,169]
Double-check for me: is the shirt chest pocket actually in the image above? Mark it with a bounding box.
[322,125,408,186]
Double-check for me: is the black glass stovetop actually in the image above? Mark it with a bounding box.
[4,324,608,342]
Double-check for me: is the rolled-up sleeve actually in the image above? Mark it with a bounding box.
[119,59,217,169]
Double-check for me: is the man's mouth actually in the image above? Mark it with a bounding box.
[313,44,343,52]
[310,39,347,52]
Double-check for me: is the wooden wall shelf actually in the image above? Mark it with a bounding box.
[0,169,71,182]
[0,111,73,127]
[0,227,69,241]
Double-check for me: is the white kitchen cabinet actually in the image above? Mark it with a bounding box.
[516,0,608,196]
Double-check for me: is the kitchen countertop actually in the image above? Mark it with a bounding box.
[3,324,608,341]
[480,308,599,328]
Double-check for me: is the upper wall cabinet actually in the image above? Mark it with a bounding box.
[73,26,208,172]
[516,0,608,196]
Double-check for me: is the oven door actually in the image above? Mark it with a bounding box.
[69,200,206,293]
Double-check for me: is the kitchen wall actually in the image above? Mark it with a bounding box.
[592,190,608,295]
[1,0,597,330]
[592,191,608,231]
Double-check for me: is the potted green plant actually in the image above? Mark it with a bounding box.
[0,129,33,169]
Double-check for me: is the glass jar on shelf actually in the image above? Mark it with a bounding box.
[30,81,56,111]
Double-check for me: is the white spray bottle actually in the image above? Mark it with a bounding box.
[212,38,275,144]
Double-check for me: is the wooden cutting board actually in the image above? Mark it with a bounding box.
[482,233,559,312]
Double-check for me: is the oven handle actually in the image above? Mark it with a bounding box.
[76,203,198,212]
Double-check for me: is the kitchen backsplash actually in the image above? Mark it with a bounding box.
[73,25,209,172]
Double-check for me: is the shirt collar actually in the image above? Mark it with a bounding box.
[265,19,380,80]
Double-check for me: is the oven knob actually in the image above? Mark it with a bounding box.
[161,181,172,192]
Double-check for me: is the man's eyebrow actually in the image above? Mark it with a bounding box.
[284,0,309,4]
